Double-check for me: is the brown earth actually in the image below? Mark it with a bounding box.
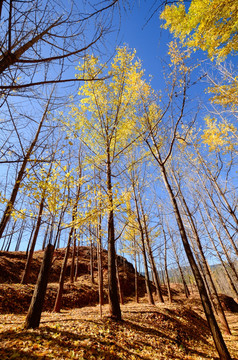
[0,247,157,313]
[0,248,238,359]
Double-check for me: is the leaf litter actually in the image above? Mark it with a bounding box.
[0,302,237,360]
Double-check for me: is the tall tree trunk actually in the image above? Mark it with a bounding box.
[75,237,80,281]
[4,220,16,251]
[89,227,95,285]
[54,204,67,249]
[170,233,190,297]
[1,222,10,251]
[134,238,139,303]
[173,171,231,334]
[68,158,82,282]
[163,229,172,303]
[116,256,124,304]
[97,220,104,317]
[0,97,52,239]
[203,202,238,284]
[202,183,238,257]
[21,195,45,284]
[196,149,238,228]
[107,149,121,320]
[53,227,73,312]
[160,163,231,360]
[192,245,218,315]
[142,209,164,303]
[132,184,154,305]
[70,229,76,283]
[25,221,36,256]
[15,219,25,251]
[42,222,50,251]
[199,207,238,297]
[24,244,54,329]
[141,234,154,305]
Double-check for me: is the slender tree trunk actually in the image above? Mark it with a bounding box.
[53,227,73,312]
[160,163,231,360]
[67,159,82,282]
[141,229,155,305]
[132,185,154,305]
[89,228,95,285]
[170,233,190,297]
[97,222,103,317]
[21,195,45,284]
[1,225,9,250]
[163,229,172,303]
[70,229,76,283]
[196,149,238,228]
[142,210,164,303]
[107,149,121,320]
[56,231,61,249]
[203,202,238,284]
[48,216,55,245]
[173,171,231,334]
[0,0,3,21]
[24,244,54,329]
[54,226,61,250]
[134,247,139,303]
[15,219,25,251]
[54,205,67,249]
[192,245,218,315]
[42,222,50,251]
[116,256,124,304]
[199,207,238,297]
[75,236,80,281]
[4,220,16,251]
[0,98,51,239]
[25,222,36,257]
[203,184,238,257]
[194,235,231,333]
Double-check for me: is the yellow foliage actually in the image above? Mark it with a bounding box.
[208,74,238,110]
[69,46,151,160]
[161,0,238,61]
[201,116,237,152]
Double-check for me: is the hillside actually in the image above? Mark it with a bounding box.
[0,247,149,313]
[0,248,238,359]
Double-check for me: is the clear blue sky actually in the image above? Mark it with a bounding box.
[118,2,173,91]
[112,1,237,102]
[2,0,237,255]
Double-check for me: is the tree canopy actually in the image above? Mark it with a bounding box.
[0,2,237,359]
[160,0,238,61]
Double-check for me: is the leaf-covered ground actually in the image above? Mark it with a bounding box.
[0,250,237,359]
[0,248,149,314]
[0,302,237,360]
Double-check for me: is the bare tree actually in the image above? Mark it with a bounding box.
[0,0,121,248]
[131,180,155,305]
[0,92,55,240]
[0,0,120,94]
[139,53,231,359]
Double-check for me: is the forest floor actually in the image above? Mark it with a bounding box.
[0,297,238,360]
[0,249,238,359]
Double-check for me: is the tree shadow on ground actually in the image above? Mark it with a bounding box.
[0,324,147,360]
[123,319,216,359]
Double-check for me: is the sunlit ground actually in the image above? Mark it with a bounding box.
[0,302,237,360]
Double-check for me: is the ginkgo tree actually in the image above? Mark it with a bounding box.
[20,154,77,283]
[160,0,238,158]
[136,40,232,359]
[160,0,238,61]
[201,116,238,154]
[67,46,147,320]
